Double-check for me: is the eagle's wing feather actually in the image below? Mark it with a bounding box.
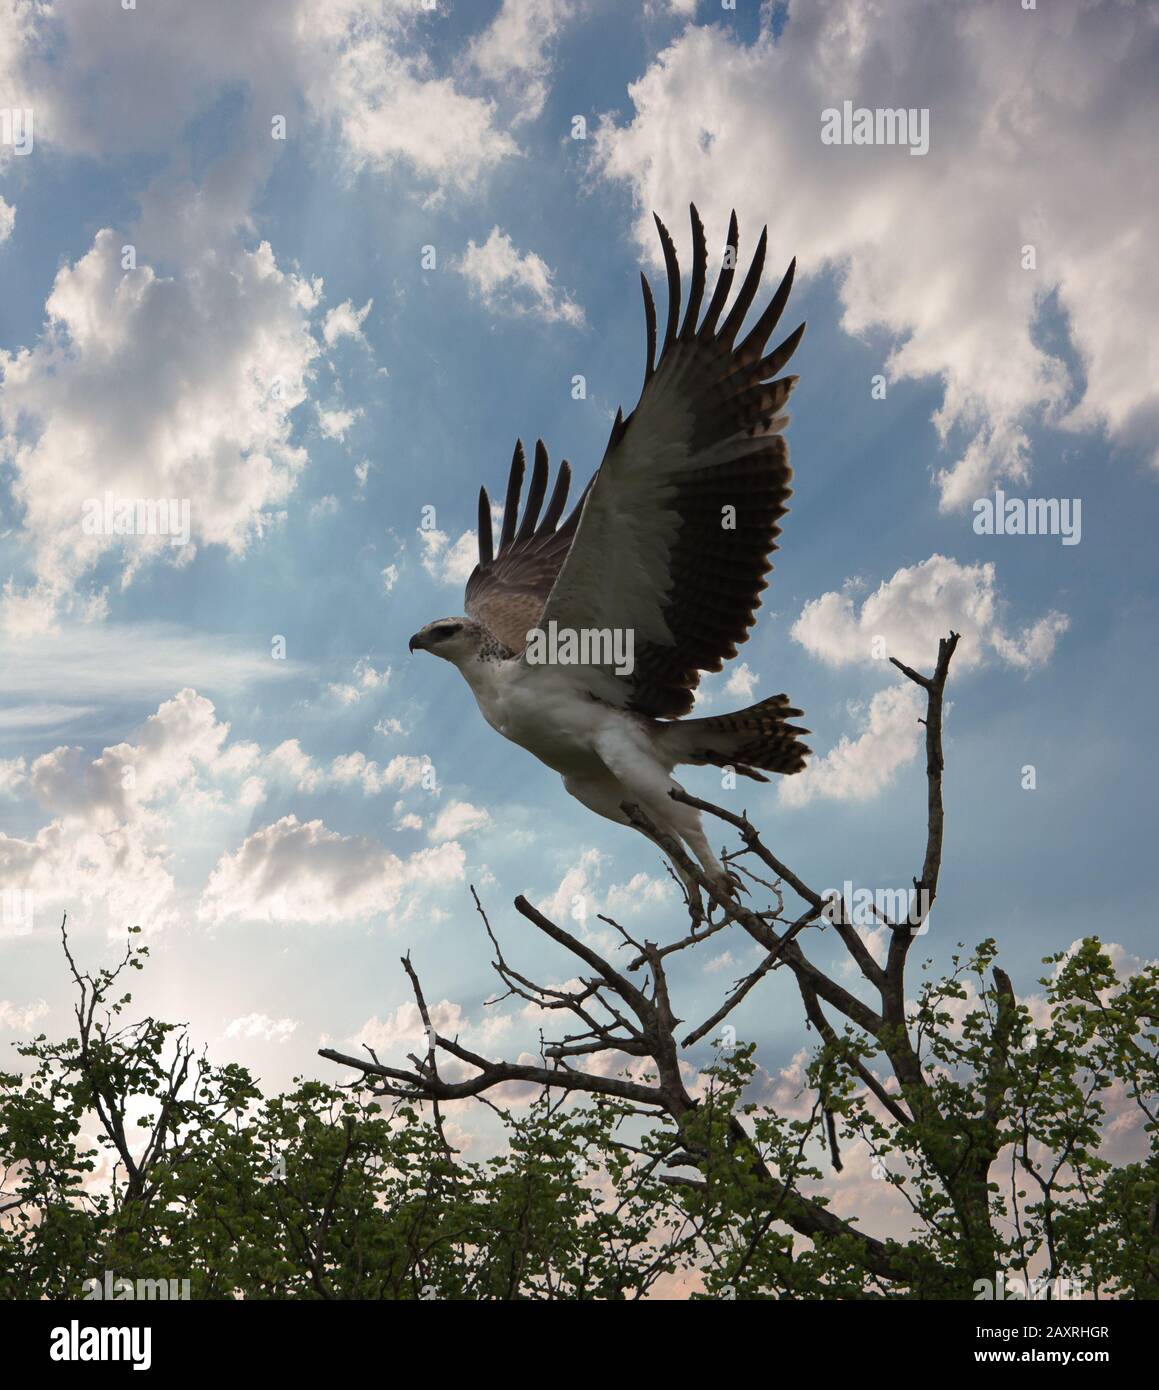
[536,204,804,717]
[464,440,590,653]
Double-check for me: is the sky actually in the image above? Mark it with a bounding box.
[1,0,1157,1204]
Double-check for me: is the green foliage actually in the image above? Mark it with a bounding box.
[1,928,1154,1299]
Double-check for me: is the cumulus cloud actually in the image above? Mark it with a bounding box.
[306,7,518,199]
[198,813,465,925]
[468,0,575,124]
[537,853,673,936]
[261,741,434,800]
[327,659,390,706]
[316,404,362,441]
[0,757,26,794]
[0,686,440,933]
[604,871,674,916]
[350,997,465,1056]
[723,662,759,701]
[792,555,1068,673]
[0,0,538,629]
[224,1012,299,1044]
[322,296,373,347]
[0,997,49,1032]
[0,688,243,933]
[418,526,478,585]
[0,231,319,623]
[778,684,923,808]
[428,800,491,842]
[593,0,1159,502]
[540,848,606,925]
[0,195,13,243]
[325,751,432,795]
[10,0,518,198]
[457,228,585,327]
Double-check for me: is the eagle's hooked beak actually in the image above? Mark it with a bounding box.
[408,632,425,654]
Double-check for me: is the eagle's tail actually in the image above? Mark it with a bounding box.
[655,694,810,782]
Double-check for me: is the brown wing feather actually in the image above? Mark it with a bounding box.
[540,204,805,717]
[464,440,588,653]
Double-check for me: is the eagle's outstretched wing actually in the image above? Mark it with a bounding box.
[463,439,588,653]
[537,204,804,718]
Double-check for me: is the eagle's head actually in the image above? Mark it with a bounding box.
[408,617,485,666]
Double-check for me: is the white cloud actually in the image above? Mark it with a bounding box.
[457,228,585,327]
[541,848,606,924]
[468,0,575,124]
[792,555,1068,673]
[322,296,373,346]
[0,686,434,934]
[428,800,491,842]
[0,195,13,243]
[593,0,1159,501]
[199,813,465,925]
[351,998,465,1056]
[304,3,517,200]
[0,688,243,933]
[224,1012,299,1044]
[262,741,429,797]
[723,662,759,701]
[10,0,517,200]
[0,621,302,702]
[0,0,534,629]
[0,231,319,623]
[534,854,674,939]
[0,756,26,793]
[778,684,923,808]
[692,660,759,711]
[326,751,431,795]
[418,526,478,585]
[316,404,361,440]
[0,998,49,1032]
[604,871,674,916]
[327,659,390,706]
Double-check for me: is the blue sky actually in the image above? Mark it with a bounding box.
[1,0,1156,1157]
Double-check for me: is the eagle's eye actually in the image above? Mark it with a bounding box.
[430,623,462,641]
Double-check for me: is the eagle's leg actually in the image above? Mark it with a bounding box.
[629,819,707,925]
[679,817,745,903]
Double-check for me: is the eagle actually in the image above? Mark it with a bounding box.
[409,205,809,916]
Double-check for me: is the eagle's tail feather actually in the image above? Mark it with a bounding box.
[656,694,810,781]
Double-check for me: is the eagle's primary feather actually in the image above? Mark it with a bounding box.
[410,205,809,916]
